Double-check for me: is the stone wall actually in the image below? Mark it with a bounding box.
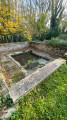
[0,42,29,52]
[0,41,66,58]
[30,42,67,58]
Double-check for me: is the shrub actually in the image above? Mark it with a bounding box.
[46,37,67,49]
[40,34,46,41]
[45,27,61,40]
[0,94,13,110]
[58,34,67,40]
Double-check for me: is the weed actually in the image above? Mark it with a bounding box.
[0,94,13,112]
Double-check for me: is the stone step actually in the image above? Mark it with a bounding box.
[9,58,66,103]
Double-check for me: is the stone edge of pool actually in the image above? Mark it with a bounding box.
[7,49,55,76]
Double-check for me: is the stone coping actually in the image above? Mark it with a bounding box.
[0,47,66,103]
[8,49,55,76]
[0,42,29,52]
[0,48,55,87]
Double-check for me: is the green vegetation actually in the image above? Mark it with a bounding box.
[58,34,67,40]
[2,63,25,84]
[45,28,61,40]
[32,39,43,43]
[27,60,36,64]
[1,0,67,43]
[23,60,37,69]
[23,59,47,71]
[0,81,2,89]
[12,71,25,83]
[0,94,13,112]
[46,37,67,49]
[7,65,67,120]
[2,61,11,64]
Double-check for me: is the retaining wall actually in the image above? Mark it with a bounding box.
[30,42,67,58]
[0,42,29,52]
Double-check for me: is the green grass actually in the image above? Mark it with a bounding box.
[7,65,67,120]
[46,37,67,49]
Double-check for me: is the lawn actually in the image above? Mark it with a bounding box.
[7,65,67,120]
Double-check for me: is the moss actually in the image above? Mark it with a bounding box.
[4,65,18,73]
[12,71,25,83]
[2,61,11,64]
[11,65,18,71]
[4,65,11,72]
[0,81,2,89]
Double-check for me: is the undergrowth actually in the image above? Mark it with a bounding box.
[46,37,67,50]
[0,94,13,112]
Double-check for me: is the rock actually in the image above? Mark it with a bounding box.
[26,61,39,69]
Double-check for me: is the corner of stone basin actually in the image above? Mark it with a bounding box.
[8,58,66,103]
[59,58,66,64]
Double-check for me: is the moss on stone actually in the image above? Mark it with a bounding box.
[2,61,11,64]
[12,71,25,83]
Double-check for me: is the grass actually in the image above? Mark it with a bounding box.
[7,64,67,120]
[46,37,67,50]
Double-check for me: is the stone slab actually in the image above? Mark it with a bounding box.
[9,58,65,103]
[32,50,55,61]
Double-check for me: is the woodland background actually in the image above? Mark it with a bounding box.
[0,0,67,43]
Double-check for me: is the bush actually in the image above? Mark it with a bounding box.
[0,94,13,111]
[45,27,61,40]
[46,37,67,49]
[58,34,67,40]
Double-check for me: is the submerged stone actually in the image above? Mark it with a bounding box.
[26,61,39,69]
